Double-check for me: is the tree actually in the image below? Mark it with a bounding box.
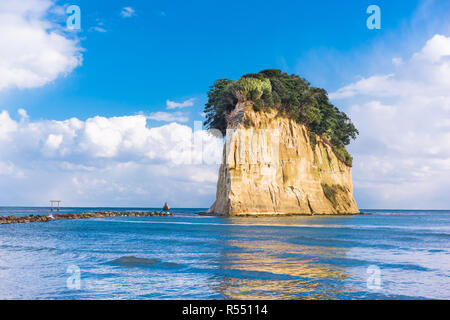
[203,69,359,166]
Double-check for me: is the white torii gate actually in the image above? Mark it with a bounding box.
[50,200,61,212]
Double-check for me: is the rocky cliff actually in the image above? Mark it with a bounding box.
[208,102,359,215]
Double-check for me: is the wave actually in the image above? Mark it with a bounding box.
[94,219,450,235]
[108,256,183,269]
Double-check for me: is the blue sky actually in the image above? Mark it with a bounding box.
[0,0,450,208]
[2,0,423,121]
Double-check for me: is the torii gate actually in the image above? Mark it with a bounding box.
[50,200,61,212]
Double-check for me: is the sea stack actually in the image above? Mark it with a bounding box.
[162,202,170,211]
[204,69,359,216]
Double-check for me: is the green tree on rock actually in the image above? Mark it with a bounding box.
[203,69,359,166]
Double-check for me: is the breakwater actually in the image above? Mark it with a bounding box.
[0,211,172,225]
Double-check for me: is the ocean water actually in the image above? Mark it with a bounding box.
[0,207,449,300]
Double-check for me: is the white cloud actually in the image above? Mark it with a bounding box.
[120,7,136,18]
[166,98,195,109]
[0,0,83,91]
[0,110,18,140]
[91,26,107,33]
[45,133,63,149]
[0,111,222,206]
[331,34,450,209]
[90,21,106,33]
[89,19,107,33]
[148,111,189,123]
[331,35,450,100]
[392,57,404,66]
[18,108,29,119]
[0,160,23,178]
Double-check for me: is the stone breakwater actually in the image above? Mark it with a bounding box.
[0,211,173,225]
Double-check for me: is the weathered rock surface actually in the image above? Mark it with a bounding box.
[0,211,172,225]
[162,202,170,211]
[208,103,359,216]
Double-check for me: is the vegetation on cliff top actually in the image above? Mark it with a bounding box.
[203,69,358,166]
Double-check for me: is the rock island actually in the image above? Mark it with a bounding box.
[204,69,360,215]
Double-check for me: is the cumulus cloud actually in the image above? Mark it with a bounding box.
[0,111,222,206]
[149,98,196,123]
[166,98,195,109]
[331,34,450,209]
[148,111,189,123]
[120,7,135,18]
[0,0,83,91]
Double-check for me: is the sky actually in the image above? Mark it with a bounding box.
[0,0,449,208]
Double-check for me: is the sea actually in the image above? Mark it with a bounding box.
[0,207,449,300]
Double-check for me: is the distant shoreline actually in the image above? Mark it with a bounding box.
[0,211,172,225]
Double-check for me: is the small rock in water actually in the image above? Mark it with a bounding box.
[162,202,170,211]
[109,256,159,267]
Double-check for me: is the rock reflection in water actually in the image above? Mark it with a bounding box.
[213,217,354,299]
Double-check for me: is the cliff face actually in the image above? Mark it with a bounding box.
[208,102,359,215]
